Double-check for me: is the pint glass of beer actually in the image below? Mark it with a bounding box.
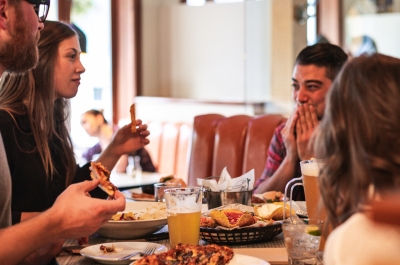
[300,159,328,251]
[300,159,325,221]
[164,187,202,247]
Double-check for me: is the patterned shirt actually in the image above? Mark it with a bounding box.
[254,123,305,201]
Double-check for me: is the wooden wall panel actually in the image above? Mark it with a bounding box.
[317,0,342,46]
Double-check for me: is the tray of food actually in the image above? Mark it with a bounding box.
[199,203,289,245]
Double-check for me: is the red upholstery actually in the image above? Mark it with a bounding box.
[187,114,225,186]
[212,115,252,178]
[243,114,287,184]
[187,113,286,187]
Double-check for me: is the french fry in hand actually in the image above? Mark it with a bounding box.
[130,104,136,133]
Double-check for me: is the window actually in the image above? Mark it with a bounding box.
[68,0,113,162]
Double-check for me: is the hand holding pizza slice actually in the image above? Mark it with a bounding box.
[89,161,117,198]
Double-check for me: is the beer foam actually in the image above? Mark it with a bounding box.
[301,162,321,177]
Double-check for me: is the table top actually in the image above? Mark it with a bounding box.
[111,171,165,190]
[56,226,288,265]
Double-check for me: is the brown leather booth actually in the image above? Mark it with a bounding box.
[187,113,286,186]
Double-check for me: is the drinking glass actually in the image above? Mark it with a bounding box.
[154,182,181,202]
[282,218,324,265]
[300,159,326,221]
[164,187,203,247]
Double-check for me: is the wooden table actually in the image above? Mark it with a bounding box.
[56,226,288,265]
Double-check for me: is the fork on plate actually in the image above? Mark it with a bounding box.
[118,243,157,261]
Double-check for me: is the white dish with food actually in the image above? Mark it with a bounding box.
[96,201,167,239]
[80,242,167,265]
[253,193,308,217]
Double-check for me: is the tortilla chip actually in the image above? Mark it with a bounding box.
[209,209,255,228]
[254,203,294,220]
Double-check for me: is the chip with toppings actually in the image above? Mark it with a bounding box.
[209,208,255,228]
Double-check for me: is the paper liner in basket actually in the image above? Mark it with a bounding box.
[198,167,255,192]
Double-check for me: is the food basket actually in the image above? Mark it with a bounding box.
[199,222,282,245]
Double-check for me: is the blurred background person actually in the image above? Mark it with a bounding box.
[80,109,156,173]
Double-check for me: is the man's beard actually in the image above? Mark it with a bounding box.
[0,5,39,73]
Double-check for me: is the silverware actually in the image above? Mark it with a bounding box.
[118,251,140,261]
[117,243,157,260]
[140,243,157,256]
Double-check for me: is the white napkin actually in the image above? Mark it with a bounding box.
[198,167,254,192]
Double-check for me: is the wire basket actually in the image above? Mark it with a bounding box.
[200,223,282,245]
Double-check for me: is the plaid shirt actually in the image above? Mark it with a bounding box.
[254,123,305,201]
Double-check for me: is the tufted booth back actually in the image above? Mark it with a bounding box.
[187,114,286,186]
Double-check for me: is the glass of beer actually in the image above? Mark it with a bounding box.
[164,187,203,247]
[300,159,328,253]
[300,159,325,221]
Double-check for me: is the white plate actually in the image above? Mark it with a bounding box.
[253,194,308,217]
[96,201,167,239]
[129,253,269,265]
[122,190,155,202]
[80,242,167,265]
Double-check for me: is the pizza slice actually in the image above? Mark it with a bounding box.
[89,161,117,197]
[135,244,234,265]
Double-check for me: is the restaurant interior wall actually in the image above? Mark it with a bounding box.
[140,0,307,118]
[344,0,400,59]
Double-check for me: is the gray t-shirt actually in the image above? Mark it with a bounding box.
[0,133,12,228]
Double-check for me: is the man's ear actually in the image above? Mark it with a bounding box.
[0,0,9,30]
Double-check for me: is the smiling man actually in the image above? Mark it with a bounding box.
[254,43,348,200]
[0,1,126,265]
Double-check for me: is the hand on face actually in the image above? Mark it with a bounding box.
[110,120,150,156]
[51,179,126,239]
[281,106,299,161]
[295,104,319,160]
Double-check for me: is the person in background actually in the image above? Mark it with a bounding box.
[0,1,125,265]
[254,43,348,200]
[80,109,156,173]
[314,53,400,264]
[0,20,150,264]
